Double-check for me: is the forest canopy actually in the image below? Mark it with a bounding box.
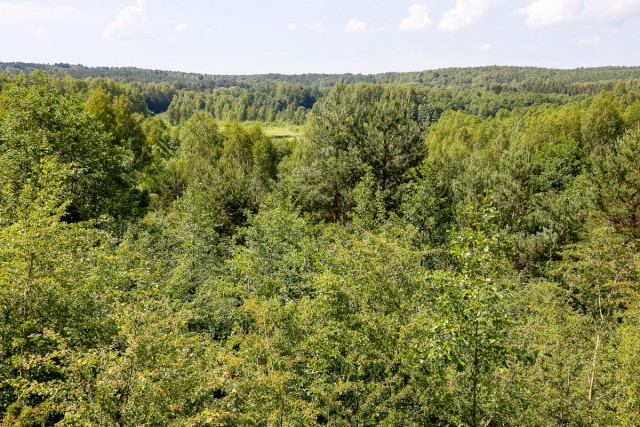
[1,66,640,426]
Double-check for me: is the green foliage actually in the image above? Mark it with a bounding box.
[360,86,424,209]
[615,300,640,426]
[0,165,120,424]
[287,84,366,222]
[85,83,151,170]
[581,93,624,150]
[0,73,145,223]
[288,84,425,222]
[426,110,498,187]
[404,201,516,426]
[166,83,320,126]
[400,164,453,248]
[2,67,640,426]
[592,127,640,235]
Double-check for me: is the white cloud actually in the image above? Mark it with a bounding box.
[524,0,640,26]
[286,23,298,31]
[205,27,214,33]
[174,23,188,33]
[582,0,640,23]
[480,43,492,51]
[399,4,433,31]
[310,21,325,32]
[0,2,78,24]
[102,0,146,40]
[524,0,581,26]
[345,18,368,33]
[574,35,601,45]
[438,0,504,31]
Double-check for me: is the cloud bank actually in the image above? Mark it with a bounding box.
[399,4,433,31]
[524,0,640,26]
[439,0,505,31]
[103,0,146,40]
[345,18,369,33]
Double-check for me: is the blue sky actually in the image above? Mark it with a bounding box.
[1,0,640,74]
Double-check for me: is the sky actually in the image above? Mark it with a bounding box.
[1,0,640,75]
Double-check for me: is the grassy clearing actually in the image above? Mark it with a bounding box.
[262,123,304,140]
[218,121,303,140]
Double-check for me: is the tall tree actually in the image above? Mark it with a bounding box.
[592,127,640,235]
[288,84,366,222]
[360,86,424,210]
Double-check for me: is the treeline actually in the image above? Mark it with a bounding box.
[166,84,321,125]
[5,62,640,124]
[2,68,580,126]
[4,62,640,93]
[374,66,640,94]
[166,83,578,126]
[1,71,640,425]
[0,61,372,90]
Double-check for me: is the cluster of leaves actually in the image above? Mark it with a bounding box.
[2,70,640,426]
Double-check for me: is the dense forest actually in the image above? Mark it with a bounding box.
[1,65,640,426]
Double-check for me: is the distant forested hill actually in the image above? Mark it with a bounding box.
[2,61,640,93]
[5,62,639,124]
